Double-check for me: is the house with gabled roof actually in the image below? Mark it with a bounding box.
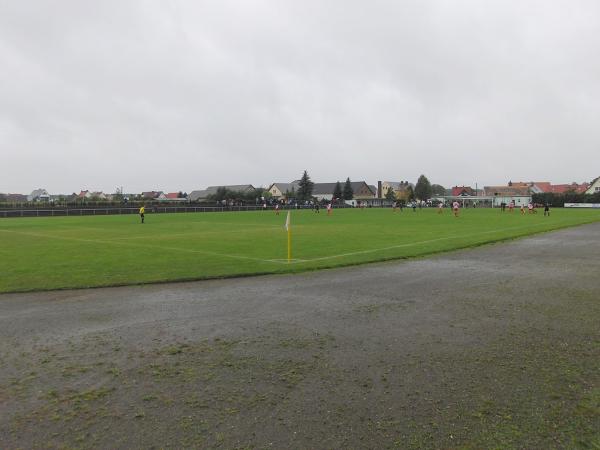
[312,181,376,201]
[512,181,589,195]
[380,181,413,200]
[267,181,301,199]
[76,190,108,200]
[527,182,551,193]
[155,192,187,202]
[451,186,476,197]
[142,191,164,200]
[586,176,600,195]
[483,184,531,207]
[268,180,376,201]
[550,182,589,194]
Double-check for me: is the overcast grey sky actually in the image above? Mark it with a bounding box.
[1,0,599,194]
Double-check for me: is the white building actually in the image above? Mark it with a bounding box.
[27,188,50,202]
[585,176,600,194]
[483,185,532,207]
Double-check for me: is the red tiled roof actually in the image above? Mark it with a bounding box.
[484,186,531,196]
[165,193,180,199]
[532,182,552,193]
[488,181,589,195]
[551,183,588,194]
[451,186,475,196]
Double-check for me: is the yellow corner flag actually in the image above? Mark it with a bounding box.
[284,211,291,262]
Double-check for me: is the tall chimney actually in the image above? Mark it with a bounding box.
[377,181,382,198]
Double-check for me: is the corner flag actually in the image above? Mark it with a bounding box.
[284,211,290,231]
[284,211,291,262]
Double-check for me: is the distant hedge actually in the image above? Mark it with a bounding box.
[0,200,211,210]
[532,192,600,207]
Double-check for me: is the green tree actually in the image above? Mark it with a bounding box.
[333,181,343,200]
[406,185,415,202]
[385,188,396,200]
[210,187,231,202]
[431,184,446,196]
[343,177,354,200]
[254,188,271,201]
[285,187,296,199]
[414,174,432,200]
[297,170,314,201]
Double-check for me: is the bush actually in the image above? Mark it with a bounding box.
[532,192,600,207]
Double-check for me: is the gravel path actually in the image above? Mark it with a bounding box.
[1,223,599,449]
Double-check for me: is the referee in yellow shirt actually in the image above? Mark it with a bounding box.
[139,205,145,223]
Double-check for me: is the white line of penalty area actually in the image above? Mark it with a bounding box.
[296,220,572,263]
[0,228,280,264]
[0,219,577,266]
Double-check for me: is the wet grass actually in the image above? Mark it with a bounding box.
[2,332,337,448]
[1,207,599,293]
[1,308,598,448]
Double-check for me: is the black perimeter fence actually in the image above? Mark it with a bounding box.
[0,204,359,218]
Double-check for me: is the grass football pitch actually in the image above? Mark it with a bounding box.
[1,207,599,293]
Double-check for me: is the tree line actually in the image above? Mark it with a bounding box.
[532,191,600,207]
[287,171,356,202]
[296,171,445,202]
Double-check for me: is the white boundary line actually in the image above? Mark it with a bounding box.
[0,229,286,264]
[105,227,282,241]
[0,218,577,266]
[297,221,573,263]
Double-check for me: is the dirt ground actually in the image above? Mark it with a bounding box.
[1,223,599,449]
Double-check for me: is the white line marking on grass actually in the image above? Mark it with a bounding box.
[301,221,571,263]
[187,221,280,228]
[105,226,283,241]
[0,219,580,267]
[0,229,288,265]
[53,226,125,234]
[266,258,308,263]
